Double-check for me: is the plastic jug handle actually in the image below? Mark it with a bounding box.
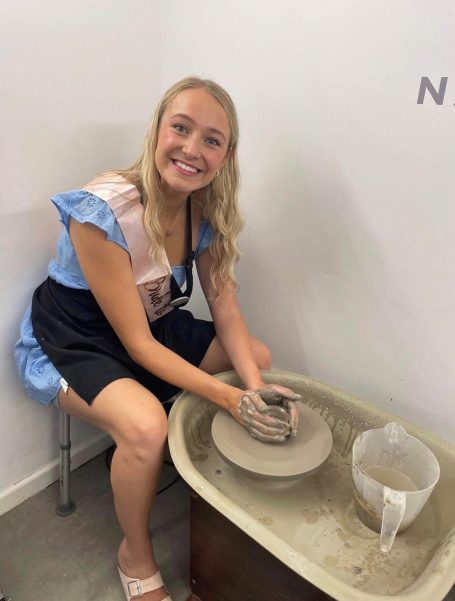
[380,487,406,553]
[384,421,407,443]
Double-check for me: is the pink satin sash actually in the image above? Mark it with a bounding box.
[83,175,174,321]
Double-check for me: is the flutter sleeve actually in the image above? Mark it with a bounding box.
[196,220,215,256]
[51,189,127,251]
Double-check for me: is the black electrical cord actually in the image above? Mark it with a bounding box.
[156,473,181,495]
[105,445,180,494]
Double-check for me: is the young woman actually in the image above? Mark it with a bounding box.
[15,77,300,601]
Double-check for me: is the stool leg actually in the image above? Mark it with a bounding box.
[0,586,10,600]
[56,410,76,516]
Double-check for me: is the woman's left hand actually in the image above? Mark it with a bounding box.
[255,384,301,437]
[235,391,291,443]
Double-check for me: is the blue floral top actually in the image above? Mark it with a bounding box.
[15,190,214,406]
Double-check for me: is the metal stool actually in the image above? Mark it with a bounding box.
[57,409,75,516]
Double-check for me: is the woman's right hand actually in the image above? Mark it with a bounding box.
[229,390,291,443]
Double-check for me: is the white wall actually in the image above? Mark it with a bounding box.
[0,0,162,514]
[162,0,455,442]
[1,0,454,514]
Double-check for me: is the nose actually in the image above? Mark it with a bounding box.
[182,135,202,159]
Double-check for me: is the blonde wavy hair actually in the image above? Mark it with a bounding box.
[115,76,243,294]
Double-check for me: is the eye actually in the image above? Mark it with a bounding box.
[206,137,221,147]
[172,123,188,134]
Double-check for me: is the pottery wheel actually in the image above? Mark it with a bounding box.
[211,403,333,480]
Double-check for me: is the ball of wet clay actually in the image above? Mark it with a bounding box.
[260,405,291,443]
[260,405,289,421]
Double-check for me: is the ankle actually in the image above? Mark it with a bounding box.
[118,538,156,578]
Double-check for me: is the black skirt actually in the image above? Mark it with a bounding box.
[31,277,216,404]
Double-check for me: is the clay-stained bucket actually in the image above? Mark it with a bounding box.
[352,422,440,553]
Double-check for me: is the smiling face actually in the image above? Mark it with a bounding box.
[155,87,231,199]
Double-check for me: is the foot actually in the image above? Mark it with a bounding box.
[118,539,171,601]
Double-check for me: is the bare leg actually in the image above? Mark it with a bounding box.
[198,335,272,375]
[59,378,170,601]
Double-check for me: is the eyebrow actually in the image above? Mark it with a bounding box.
[170,113,227,141]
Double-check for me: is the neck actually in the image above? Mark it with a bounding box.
[159,183,189,210]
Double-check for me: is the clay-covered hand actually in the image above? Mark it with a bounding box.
[255,384,301,437]
[234,390,291,444]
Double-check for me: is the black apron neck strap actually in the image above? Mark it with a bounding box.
[169,196,195,308]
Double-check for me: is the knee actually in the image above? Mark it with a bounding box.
[122,407,168,463]
[254,339,272,370]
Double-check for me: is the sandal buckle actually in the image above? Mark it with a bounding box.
[127,579,142,597]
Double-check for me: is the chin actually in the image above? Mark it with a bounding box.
[171,181,198,195]
[165,174,208,195]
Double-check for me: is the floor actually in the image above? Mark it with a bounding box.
[0,452,454,601]
[0,452,192,601]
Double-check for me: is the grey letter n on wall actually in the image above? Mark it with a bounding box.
[417,77,448,104]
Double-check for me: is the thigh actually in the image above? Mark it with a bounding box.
[58,377,168,444]
[198,336,271,374]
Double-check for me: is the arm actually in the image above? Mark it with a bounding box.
[70,220,290,441]
[69,219,241,412]
[196,247,265,390]
[197,247,301,437]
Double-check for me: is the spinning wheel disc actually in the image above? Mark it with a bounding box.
[211,403,333,479]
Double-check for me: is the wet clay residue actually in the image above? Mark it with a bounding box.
[301,509,321,524]
[190,453,209,462]
[187,405,216,462]
[257,516,274,526]
[183,374,454,597]
[324,555,340,568]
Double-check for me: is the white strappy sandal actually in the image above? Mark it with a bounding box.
[118,565,172,600]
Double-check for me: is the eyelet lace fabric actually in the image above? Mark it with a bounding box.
[14,189,214,405]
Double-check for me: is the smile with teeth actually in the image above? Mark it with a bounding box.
[172,159,201,175]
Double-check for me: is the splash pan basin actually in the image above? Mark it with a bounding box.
[168,370,455,601]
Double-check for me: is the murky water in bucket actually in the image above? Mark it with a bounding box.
[364,466,418,492]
